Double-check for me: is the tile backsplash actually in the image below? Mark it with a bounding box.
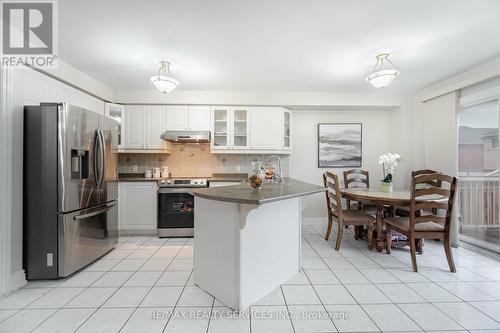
[118,144,289,178]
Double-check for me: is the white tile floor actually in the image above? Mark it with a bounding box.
[1,222,500,332]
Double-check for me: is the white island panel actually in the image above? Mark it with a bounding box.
[193,196,302,311]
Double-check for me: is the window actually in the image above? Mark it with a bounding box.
[457,99,500,254]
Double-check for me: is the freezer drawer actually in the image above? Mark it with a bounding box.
[58,201,118,277]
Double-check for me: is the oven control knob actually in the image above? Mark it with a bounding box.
[160,180,165,185]
[194,181,198,184]
[166,180,171,184]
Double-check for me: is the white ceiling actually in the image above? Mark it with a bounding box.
[59,0,500,93]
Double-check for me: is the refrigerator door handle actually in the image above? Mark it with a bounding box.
[93,129,100,187]
[98,129,106,189]
[73,202,117,221]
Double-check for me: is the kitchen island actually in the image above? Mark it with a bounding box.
[192,178,325,311]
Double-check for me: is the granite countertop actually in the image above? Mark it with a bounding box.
[191,178,326,205]
[118,173,247,182]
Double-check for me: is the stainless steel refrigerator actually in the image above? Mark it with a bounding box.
[24,103,119,279]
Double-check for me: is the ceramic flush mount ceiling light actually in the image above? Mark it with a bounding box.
[150,61,179,93]
[366,53,400,88]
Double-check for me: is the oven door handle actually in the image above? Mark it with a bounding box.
[158,188,195,194]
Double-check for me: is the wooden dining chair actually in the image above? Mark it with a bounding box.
[343,169,377,239]
[384,173,457,272]
[323,172,375,250]
[343,169,371,209]
[396,169,441,214]
[395,169,442,253]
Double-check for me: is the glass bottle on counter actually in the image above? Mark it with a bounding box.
[248,161,265,189]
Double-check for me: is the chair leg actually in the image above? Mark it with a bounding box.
[354,226,361,240]
[409,236,418,272]
[335,222,344,251]
[416,239,424,255]
[367,222,373,251]
[325,213,333,241]
[444,235,456,273]
[385,224,392,254]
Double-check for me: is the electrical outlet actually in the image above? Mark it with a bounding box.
[132,165,138,172]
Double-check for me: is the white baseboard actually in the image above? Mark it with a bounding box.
[10,270,27,291]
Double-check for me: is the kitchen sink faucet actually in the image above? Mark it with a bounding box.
[266,155,283,183]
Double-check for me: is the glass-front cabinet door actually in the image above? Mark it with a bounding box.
[231,107,250,148]
[283,109,291,150]
[212,107,229,149]
[105,103,125,148]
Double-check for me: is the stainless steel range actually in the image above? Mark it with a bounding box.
[157,178,208,237]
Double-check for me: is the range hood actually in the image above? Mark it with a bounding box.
[161,130,211,143]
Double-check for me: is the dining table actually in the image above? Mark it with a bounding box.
[340,187,444,252]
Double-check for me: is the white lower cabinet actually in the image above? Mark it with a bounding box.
[119,182,157,232]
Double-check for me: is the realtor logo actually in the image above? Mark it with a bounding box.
[1,0,58,67]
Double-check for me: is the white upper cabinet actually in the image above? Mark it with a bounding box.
[212,106,250,150]
[166,105,189,130]
[250,107,282,149]
[120,104,291,153]
[211,106,230,149]
[188,105,211,131]
[105,103,125,148]
[166,105,210,131]
[230,107,250,149]
[282,110,292,150]
[124,105,145,149]
[145,105,168,149]
[123,105,167,150]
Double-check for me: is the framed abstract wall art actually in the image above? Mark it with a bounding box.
[318,123,362,168]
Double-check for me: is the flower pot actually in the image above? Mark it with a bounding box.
[380,181,393,193]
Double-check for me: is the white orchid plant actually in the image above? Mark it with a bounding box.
[378,153,404,183]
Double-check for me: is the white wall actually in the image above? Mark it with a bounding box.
[290,109,394,218]
[0,63,13,296]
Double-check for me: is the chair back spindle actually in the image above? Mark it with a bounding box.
[343,169,370,189]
